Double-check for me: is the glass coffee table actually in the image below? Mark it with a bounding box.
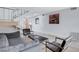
[28,34,48,43]
[28,34,49,52]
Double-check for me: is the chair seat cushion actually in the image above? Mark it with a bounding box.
[46,42,61,52]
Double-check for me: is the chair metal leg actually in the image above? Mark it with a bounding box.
[45,41,47,52]
[45,47,47,52]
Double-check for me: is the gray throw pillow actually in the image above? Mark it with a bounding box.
[5,31,20,39]
[0,34,9,48]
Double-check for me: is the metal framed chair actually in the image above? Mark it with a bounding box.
[23,29,33,36]
[45,36,71,52]
[23,29,30,36]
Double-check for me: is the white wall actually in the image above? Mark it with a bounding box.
[31,8,79,36]
[16,8,79,36]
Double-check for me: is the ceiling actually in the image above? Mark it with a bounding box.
[10,7,69,14]
[11,7,69,18]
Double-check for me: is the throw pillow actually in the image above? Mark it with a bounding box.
[0,34,9,48]
[5,31,20,39]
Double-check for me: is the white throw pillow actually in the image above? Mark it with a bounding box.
[0,35,9,48]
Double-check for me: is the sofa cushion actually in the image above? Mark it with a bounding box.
[8,37,24,46]
[0,34,9,48]
[5,31,20,39]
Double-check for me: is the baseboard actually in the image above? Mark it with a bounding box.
[33,31,54,37]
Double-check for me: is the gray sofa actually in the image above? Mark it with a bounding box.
[0,31,39,52]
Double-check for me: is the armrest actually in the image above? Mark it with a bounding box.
[30,31,33,32]
[55,35,71,40]
[46,41,63,49]
[55,37,64,40]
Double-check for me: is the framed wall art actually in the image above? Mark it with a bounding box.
[35,18,39,24]
[49,13,59,24]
